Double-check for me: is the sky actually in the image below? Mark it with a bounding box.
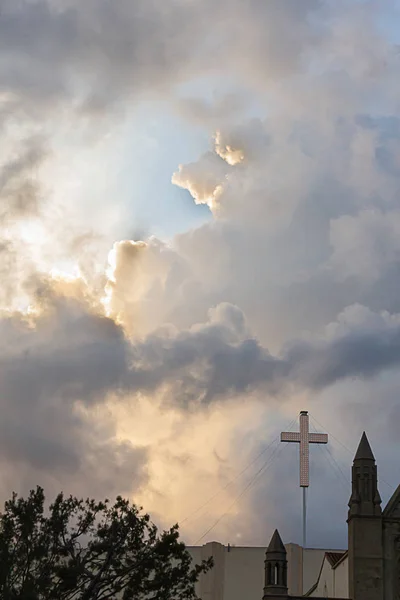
[1,0,400,551]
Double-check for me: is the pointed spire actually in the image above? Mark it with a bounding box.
[267,529,286,554]
[263,529,288,598]
[354,432,375,461]
[349,432,381,518]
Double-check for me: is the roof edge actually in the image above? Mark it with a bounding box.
[383,483,400,518]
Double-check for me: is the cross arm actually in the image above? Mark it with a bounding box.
[281,432,301,442]
[308,433,328,444]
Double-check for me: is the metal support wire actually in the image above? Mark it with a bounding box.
[309,413,395,491]
[193,441,290,545]
[180,416,298,529]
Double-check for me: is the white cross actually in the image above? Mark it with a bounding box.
[281,411,328,487]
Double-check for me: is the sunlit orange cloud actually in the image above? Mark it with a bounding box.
[171,164,224,213]
[102,240,148,323]
[1,268,102,322]
[107,391,286,543]
[214,130,245,166]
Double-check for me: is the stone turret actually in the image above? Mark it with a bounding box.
[263,529,288,599]
[348,432,382,518]
[348,432,383,600]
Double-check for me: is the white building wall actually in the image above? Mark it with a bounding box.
[223,547,265,600]
[308,555,348,598]
[187,542,345,599]
[333,557,348,598]
[303,548,333,595]
[286,543,303,594]
[309,557,334,597]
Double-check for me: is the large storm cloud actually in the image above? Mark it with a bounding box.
[1,0,400,548]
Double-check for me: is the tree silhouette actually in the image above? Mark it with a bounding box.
[0,487,212,600]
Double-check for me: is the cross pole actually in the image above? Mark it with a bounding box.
[281,411,328,548]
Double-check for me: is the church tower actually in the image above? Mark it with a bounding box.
[348,432,383,600]
[263,529,288,599]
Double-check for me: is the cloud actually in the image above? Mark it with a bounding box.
[286,304,400,389]
[126,302,400,402]
[104,238,190,335]
[1,0,400,550]
[6,277,400,423]
[0,136,48,221]
[330,208,400,283]
[0,0,323,118]
[169,107,400,351]
[172,152,230,212]
[0,279,147,500]
[175,92,249,129]
[214,120,269,165]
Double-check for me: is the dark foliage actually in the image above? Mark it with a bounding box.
[0,487,212,600]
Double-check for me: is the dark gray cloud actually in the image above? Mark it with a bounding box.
[122,303,400,402]
[0,0,323,116]
[0,284,147,502]
[0,136,47,222]
[4,287,400,449]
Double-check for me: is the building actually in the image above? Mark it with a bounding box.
[187,432,400,599]
[187,542,345,598]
